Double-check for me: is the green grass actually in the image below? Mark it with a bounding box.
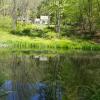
[0,16,12,31]
[0,16,100,51]
[0,29,100,51]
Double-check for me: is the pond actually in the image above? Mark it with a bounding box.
[0,50,100,100]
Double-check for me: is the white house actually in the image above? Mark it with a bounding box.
[34,18,41,24]
[34,16,49,25]
[40,16,49,24]
[17,16,32,23]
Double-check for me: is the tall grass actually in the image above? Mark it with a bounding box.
[1,37,100,51]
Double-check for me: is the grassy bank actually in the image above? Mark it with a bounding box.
[0,16,100,51]
[0,29,100,51]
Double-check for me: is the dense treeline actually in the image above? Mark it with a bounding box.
[0,0,100,38]
[37,0,100,36]
[0,0,42,30]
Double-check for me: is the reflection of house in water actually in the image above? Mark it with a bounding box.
[34,16,49,25]
[0,53,62,100]
[34,56,48,61]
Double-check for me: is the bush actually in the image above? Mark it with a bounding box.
[46,26,55,31]
[0,16,12,31]
[45,32,57,39]
[11,30,22,35]
[11,28,45,37]
[22,28,32,36]
[43,26,55,33]
[10,23,57,38]
[11,23,57,38]
[31,29,44,37]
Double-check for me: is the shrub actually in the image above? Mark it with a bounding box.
[46,26,55,31]
[43,26,55,33]
[0,16,12,31]
[11,30,22,35]
[22,28,32,36]
[45,32,57,39]
[32,29,44,37]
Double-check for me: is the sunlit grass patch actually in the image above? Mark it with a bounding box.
[0,30,100,51]
[0,16,100,51]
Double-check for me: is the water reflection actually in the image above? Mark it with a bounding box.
[0,51,100,100]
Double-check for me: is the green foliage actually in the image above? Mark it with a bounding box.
[1,36,100,51]
[0,17,99,51]
[43,26,55,33]
[37,0,100,36]
[0,16,12,31]
[45,32,56,39]
[10,23,57,38]
[91,89,100,100]
[11,23,42,37]
[0,72,6,86]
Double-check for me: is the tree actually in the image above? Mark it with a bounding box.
[12,0,17,31]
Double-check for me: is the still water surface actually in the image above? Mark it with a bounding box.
[0,50,100,100]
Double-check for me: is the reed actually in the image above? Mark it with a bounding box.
[0,36,100,51]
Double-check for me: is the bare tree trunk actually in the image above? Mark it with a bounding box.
[97,0,100,16]
[56,9,61,33]
[87,0,93,34]
[12,0,17,31]
[55,0,61,36]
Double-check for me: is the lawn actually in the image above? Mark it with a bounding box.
[0,29,100,51]
[0,16,100,51]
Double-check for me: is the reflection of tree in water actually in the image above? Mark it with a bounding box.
[10,53,47,100]
[61,53,100,100]
[10,53,63,100]
[0,51,100,100]
[10,53,100,100]
[44,55,63,100]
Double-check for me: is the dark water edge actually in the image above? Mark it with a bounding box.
[0,50,100,100]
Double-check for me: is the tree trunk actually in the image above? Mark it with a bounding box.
[12,0,17,31]
[55,0,61,36]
